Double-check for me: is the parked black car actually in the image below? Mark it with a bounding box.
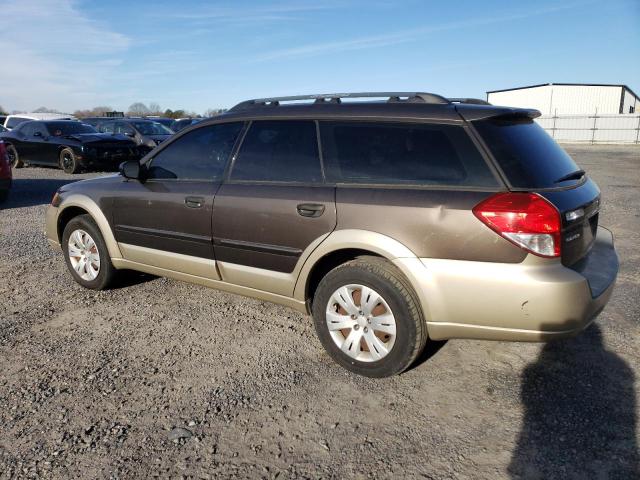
[170,118,203,132]
[0,120,142,174]
[145,117,175,130]
[96,119,173,153]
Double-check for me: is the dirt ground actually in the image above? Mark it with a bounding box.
[0,145,638,479]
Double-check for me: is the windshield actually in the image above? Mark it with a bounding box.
[132,121,173,135]
[473,118,581,188]
[45,122,97,136]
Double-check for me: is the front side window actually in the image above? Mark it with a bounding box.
[147,122,243,181]
[230,120,322,183]
[98,122,115,134]
[20,122,35,137]
[45,122,96,136]
[320,121,498,187]
[114,122,135,135]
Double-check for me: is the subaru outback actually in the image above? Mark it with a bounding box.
[45,92,619,377]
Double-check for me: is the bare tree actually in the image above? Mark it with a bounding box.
[0,105,7,115]
[127,102,150,116]
[204,108,227,117]
[148,102,162,115]
[33,106,59,113]
[73,106,115,118]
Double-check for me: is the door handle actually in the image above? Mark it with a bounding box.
[185,196,204,208]
[297,203,325,218]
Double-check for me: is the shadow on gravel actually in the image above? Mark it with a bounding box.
[509,324,639,479]
[111,270,157,289]
[0,178,80,210]
[405,339,448,373]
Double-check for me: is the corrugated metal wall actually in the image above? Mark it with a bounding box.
[487,85,633,115]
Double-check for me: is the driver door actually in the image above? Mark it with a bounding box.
[111,122,244,279]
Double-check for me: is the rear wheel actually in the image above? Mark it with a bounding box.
[62,214,115,290]
[6,145,23,168]
[59,147,80,174]
[312,256,427,377]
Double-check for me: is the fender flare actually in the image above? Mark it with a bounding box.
[292,229,433,321]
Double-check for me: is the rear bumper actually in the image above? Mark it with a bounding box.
[395,226,618,342]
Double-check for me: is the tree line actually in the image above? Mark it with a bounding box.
[0,103,226,119]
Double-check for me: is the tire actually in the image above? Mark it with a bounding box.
[6,145,23,168]
[312,256,427,378]
[59,147,80,174]
[62,214,116,290]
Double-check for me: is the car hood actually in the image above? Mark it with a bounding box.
[146,134,171,142]
[63,133,136,145]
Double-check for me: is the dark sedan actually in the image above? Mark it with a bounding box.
[96,119,173,153]
[0,120,142,174]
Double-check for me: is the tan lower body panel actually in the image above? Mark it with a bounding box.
[111,257,307,313]
[394,256,614,341]
[118,242,221,280]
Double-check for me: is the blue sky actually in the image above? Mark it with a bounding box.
[0,0,638,114]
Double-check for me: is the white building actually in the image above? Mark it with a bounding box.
[486,83,639,115]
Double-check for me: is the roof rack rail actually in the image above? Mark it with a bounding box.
[448,98,492,105]
[230,92,450,111]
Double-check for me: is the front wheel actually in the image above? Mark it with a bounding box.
[312,256,427,377]
[59,147,80,174]
[6,145,23,168]
[62,214,116,290]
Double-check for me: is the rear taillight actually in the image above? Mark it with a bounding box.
[473,192,561,258]
[0,142,10,176]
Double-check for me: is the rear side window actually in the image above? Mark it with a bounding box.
[230,120,322,183]
[320,122,498,187]
[473,118,581,188]
[97,122,115,134]
[148,122,243,181]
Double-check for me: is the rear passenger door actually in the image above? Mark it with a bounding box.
[213,120,336,291]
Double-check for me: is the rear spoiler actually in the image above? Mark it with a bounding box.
[454,105,541,122]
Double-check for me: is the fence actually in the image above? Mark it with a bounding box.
[536,113,640,144]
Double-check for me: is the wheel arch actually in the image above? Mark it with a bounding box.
[293,229,427,311]
[56,194,122,259]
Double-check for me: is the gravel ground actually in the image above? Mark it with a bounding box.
[0,145,639,479]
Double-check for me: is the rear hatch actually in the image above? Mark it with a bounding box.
[472,115,600,266]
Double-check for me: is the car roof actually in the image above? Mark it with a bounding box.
[7,112,75,121]
[201,92,540,125]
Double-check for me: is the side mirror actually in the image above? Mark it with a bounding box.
[119,160,141,180]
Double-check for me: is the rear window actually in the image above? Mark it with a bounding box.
[320,122,498,187]
[6,117,29,129]
[474,118,581,188]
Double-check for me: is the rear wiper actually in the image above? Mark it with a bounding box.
[555,169,585,183]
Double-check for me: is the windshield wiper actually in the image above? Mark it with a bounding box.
[555,169,585,183]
